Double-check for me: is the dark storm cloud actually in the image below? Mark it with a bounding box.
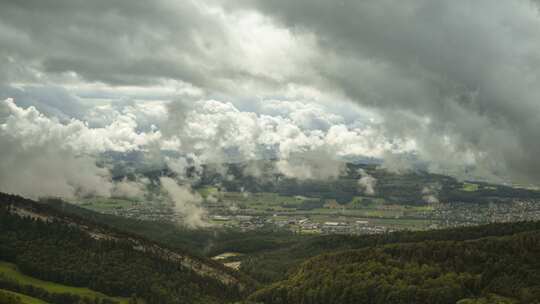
[2,0,540,185]
[0,0,254,89]
[226,0,540,183]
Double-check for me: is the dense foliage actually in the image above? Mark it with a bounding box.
[43,197,306,258]
[0,194,246,304]
[241,221,540,283]
[249,230,540,303]
[0,289,23,304]
[43,195,540,286]
[4,192,540,303]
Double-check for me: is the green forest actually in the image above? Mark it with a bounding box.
[2,192,540,303]
[0,193,249,304]
[250,230,540,303]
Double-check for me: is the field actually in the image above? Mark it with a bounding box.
[210,191,435,231]
[198,185,220,198]
[77,197,140,211]
[307,214,432,229]
[0,289,49,304]
[0,261,130,304]
[75,188,437,231]
[462,182,479,192]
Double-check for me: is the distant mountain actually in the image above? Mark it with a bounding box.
[192,162,540,205]
[100,155,540,206]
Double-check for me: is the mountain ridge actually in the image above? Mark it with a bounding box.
[0,192,256,303]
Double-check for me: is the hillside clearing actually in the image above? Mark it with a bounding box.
[0,261,130,304]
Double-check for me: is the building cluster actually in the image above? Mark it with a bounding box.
[432,199,540,228]
[83,197,540,236]
[212,214,267,231]
[93,203,174,222]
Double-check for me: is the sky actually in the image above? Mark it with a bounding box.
[2,0,540,203]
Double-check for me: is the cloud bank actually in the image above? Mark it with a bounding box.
[160,99,408,180]
[0,98,157,199]
[2,0,540,194]
[227,0,540,184]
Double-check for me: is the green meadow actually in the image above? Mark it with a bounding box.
[0,289,49,304]
[0,261,130,304]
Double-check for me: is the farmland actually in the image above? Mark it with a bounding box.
[73,163,540,236]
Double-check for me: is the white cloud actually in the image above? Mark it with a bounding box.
[0,98,159,198]
[112,177,148,199]
[160,177,210,228]
[1,98,160,154]
[3,1,540,184]
[161,99,404,180]
[357,168,377,196]
[422,183,442,204]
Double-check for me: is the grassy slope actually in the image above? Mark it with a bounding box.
[0,261,130,304]
[0,289,49,304]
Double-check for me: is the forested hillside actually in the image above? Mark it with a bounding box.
[41,195,540,291]
[240,221,540,284]
[3,192,540,303]
[115,161,540,205]
[0,193,252,304]
[42,197,306,259]
[40,194,540,287]
[195,162,540,205]
[249,230,540,304]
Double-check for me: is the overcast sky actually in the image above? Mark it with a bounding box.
[2,0,540,198]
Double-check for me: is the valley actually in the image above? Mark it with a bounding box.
[3,192,540,303]
[2,155,540,304]
[4,1,540,302]
[73,162,540,237]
